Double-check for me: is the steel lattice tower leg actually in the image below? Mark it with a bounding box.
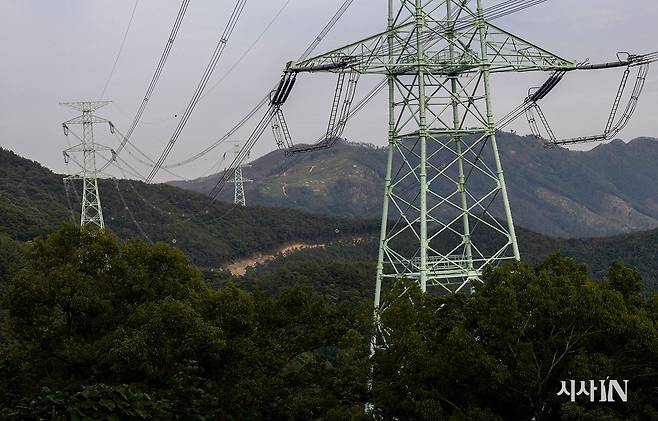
[61,101,114,229]
[80,110,104,227]
[374,0,521,303]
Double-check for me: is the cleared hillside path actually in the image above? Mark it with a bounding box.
[225,236,368,275]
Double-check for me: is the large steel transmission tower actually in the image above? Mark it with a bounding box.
[61,101,115,228]
[285,0,576,298]
[227,143,252,206]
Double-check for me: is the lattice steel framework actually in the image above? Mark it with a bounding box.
[288,0,577,298]
[61,101,114,228]
[227,142,252,206]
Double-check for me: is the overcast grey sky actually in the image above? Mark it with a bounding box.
[1,0,657,181]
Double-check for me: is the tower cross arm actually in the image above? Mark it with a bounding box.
[63,115,112,126]
[64,143,114,153]
[64,171,113,180]
[288,21,416,75]
[484,23,576,72]
[59,101,111,113]
[287,19,576,76]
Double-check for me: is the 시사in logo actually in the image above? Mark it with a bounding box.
[557,378,629,403]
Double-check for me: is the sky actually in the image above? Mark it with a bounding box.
[0,0,657,182]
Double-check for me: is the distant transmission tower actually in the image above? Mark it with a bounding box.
[227,143,252,206]
[61,101,115,228]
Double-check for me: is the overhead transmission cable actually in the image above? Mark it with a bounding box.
[63,180,77,223]
[200,0,293,105]
[112,159,243,228]
[112,163,193,222]
[106,0,548,180]
[109,0,293,129]
[160,0,358,170]
[126,0,546,193]
[182,0,549,170]
[162,95,269,168]
[299,0,356,61]
[94,0,545,182]
[99,0,191,173]
[110,126,191,181]
[110,160,208,234]
[100,0,140,99]
[146,0,249,183]
[113,177,153,244]
[108,133,234,227]
[205,0,360,199]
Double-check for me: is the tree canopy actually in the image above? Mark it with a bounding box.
[1,225,657,420]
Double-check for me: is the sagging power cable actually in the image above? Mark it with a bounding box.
[525,53,655,146]
[199,0,362,199]
[146,0,249,183]
[496,52,656,146]
[159,0,359,170]
[113,177,153,244]
[100,0,191,173]
[100,0,140,99]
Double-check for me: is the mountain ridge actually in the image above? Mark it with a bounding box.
[171,133,658,238]
[1,145,657,289]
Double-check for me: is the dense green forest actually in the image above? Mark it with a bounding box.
[221,227,658,301]
[0,147,379,267]
[2,146,657,288]
[1,225,657,420]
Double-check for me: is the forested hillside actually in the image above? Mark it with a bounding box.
[0,148,378,267]
[2,146,657,290]
[172,133,658,238]
[228,227,658,301]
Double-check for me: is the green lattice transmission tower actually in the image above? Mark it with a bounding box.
[61,101,115,228]
[287,0,578,299]
[227,142,253,206]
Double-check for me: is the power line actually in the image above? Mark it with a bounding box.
[100,0,192,172]
[100,0,140,99]
[196,0,293,109]
[63,179,77,223]
[108,0,293,129]
[205,79,386,200]
[163,95,269,168]
[113,177,153,244]
[123,0,550,179]
[299,0,356,61]
[146,0,250,183]
[170,0,545,173]
[110,126,191,181]
[159,0,360,170]
[111,159,242,229]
